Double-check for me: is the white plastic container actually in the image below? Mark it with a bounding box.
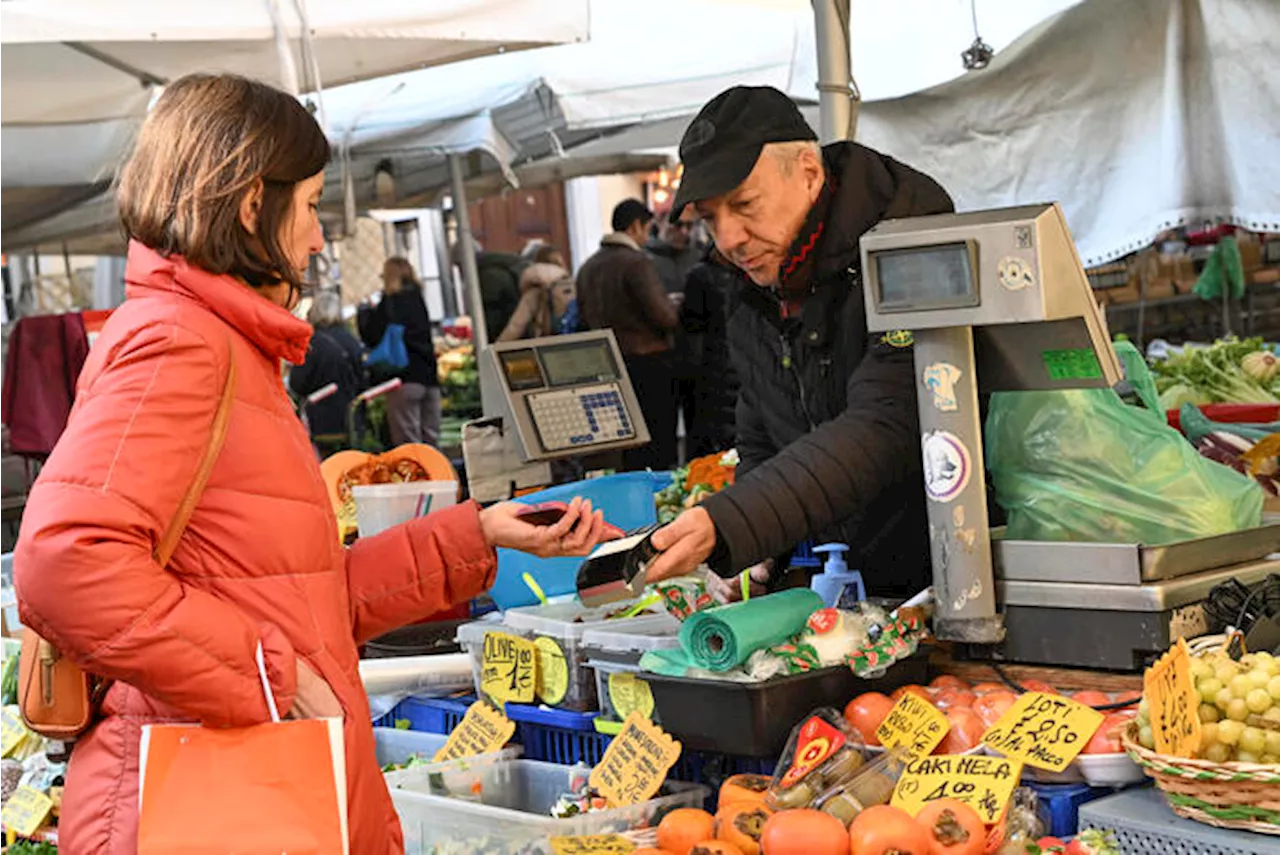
[391,758,708,855]
[456,616,517,706]
[582,623,681,725]
[353,481,457,538]
[1019,752,1145,787]
[374,727,522,791]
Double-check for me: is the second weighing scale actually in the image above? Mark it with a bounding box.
[859,203,1280,670]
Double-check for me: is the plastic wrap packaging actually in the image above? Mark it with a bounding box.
[360,653,474,718]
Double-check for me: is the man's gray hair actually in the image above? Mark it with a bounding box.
[766,140,822,175]
[308,289,343,327]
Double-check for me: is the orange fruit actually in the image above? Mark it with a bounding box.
[658,808,717,855]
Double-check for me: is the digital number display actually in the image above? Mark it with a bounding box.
[500,349,546,390]
[540,341,619,387]
[875,242,979,311]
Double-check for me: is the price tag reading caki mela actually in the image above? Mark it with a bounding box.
[876,692,950,759]
[981,692,1104,772]
[434,701,515,762]
[891,753,1023,824]
[480,631,537,706]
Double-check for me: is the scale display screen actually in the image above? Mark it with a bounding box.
[874,241,980,311]
[539,340,619,387]
[499,349,546,390]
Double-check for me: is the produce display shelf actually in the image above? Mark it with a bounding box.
[1078,786,1274,855]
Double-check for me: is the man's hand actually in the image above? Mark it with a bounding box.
[705,560,773,604]
[646,506,717,583]
[289,659,344,720]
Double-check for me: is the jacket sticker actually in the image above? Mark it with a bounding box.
[922,362,962,412]
[881,330,915,348]
[997,256,1035,291]
[922,430,971,503]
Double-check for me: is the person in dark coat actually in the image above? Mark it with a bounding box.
[647,218,701,296]
[290,290,366,451]
[361,257,442,447]
[645,86,954,601]
[576,199,680,471]
[679,243,740,458]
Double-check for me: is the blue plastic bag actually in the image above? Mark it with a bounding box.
[366,323,409,376]
[986,341,1263,545]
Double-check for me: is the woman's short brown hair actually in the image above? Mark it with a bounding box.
[117,73,330,292]
[382,257,419,295]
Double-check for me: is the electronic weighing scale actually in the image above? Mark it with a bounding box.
[860,203,1280,669]
[464,330,651,501]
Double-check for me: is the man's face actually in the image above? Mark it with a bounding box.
[663,218,692,250]
[693,146,823,287]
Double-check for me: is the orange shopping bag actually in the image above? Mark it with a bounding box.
[137,645,348,855]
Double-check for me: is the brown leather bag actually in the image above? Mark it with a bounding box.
[18,348,238,739]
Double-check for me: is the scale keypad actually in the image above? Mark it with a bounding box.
[527,383,635,451]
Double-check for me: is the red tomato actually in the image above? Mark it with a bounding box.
[972,690,1017,727]
[932,689,977,711]
[936,707,985,754]
[846,805,929,855]
[916,799,985,855]
[1071,690,1110,708]
[1083,711,1137,754]
[891,684,934,703]
[1019,679,1059,695]
[844,692,895,747]
[1110,691,1142,710]
[929,675,970,692]
[1034,837,1067,853]
[969,682,1008,695]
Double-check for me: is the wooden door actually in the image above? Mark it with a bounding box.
[468,182,570,262]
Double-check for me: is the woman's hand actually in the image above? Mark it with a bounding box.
[479,497,615,558]
[289,659,344,720]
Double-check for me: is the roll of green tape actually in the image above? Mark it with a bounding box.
[677,588,824,671]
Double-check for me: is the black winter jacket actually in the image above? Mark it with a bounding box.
[700,141,954,598]
[680,247,740,458]
[290,325,366,437]
[359,285,440,388]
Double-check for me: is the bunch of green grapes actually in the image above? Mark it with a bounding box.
[1144,650,1280,764]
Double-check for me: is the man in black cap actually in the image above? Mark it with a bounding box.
[645,86,954,600]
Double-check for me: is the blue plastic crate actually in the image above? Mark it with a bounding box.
[1029,781,1130,838]
[490,471,673,609]
[791,540,821,568]
[504,702,610,765]
[376,695,471,734]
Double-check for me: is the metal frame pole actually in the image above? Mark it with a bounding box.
[447,154,489,349]
[811,0,856,143]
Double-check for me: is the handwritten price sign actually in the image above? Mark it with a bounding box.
[434,701,516,762]
[981,692,1104,772]
[876,692,950,760]
[1145,638,1202,757]
[481,631,537,706]
[589,712,682,807]
[549,834,635,855]
[1,785,54,837]
[892,754,1023,824]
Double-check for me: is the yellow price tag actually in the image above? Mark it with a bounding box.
[2,707,29,758]
[433,701,516,762]
[1,786,54,837]
[549,834,635,855]
[535,636,570,706]
[480,631,537,706]
[891,753,1023,824]
[1145,638,1202,758]
[981,692,1104,772]
[608,672,655,719]
[875,692,950,760]
[589,712,681,807]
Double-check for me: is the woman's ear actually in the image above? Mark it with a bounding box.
[238,179,265,235]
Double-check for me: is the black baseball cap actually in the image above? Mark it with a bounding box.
[670,86,817,221]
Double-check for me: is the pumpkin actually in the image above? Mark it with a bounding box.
[319,443,456,541]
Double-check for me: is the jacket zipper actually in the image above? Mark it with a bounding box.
[780,332,817,430]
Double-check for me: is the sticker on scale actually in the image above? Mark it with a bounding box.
[997,256,1035,291]
[922,431,972,503]
[922,363,962,412]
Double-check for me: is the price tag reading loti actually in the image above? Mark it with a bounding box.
[981,692,1104,772]
[434,701,516,762]
[876,692,950,760]
[891,753,1023,824]
[1145,638,1202,757]
[480,631,537,706]
[1,785,54,837]
[549,834,635,855]
[589,712,682,807]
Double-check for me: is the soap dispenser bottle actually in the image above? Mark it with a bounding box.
[809,543,865,608]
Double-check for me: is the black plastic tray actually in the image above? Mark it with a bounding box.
[644,651,931,757]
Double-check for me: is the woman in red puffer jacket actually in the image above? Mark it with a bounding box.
[14,73,611,854]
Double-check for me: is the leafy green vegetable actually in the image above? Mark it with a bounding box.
[6,841,58,855]
[1151,337,1279,405]
[1,652,18,705]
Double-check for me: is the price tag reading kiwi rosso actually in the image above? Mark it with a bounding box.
[481,631,537,706]
[876,692,950,759]
[589,712,682,807]
[981,692,1104,771]
[891,753,1023,824]
[1145,638,1202,757]
[535,637,570,706]
[548,834,635,855]
[434,701,515,762]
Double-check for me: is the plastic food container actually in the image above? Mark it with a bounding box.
[456,616,516,705]
[1019,752,1146,787]
[500,602,677,712]
[766,708,870,813]
[390,758,709,855]
[583,621,681,725]
[352,480,457,538]
[374,727,522,791]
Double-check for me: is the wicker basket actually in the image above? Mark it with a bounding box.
[1122,721,1280,834]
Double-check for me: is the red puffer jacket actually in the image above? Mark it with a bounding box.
[15,242,496,854]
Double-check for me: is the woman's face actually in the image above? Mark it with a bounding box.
[260,172,325,309]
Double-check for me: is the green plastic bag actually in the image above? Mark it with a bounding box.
[985,341,1263,545]
[1193,236,1245,301]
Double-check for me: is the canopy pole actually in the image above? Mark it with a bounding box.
[447,154,488,349]
[811,0,856,143]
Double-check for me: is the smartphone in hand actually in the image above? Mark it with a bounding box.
[515,501,625,539]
